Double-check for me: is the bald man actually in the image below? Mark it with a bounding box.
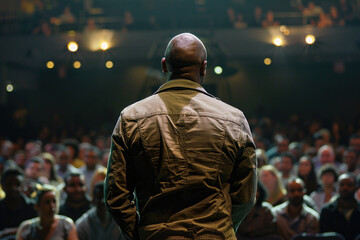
[272,178,319,240]
[105,33,257,240]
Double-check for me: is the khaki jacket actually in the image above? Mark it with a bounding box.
[105,79,257,240]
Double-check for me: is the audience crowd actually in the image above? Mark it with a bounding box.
[1,112,360,240]
[0,0,359,35]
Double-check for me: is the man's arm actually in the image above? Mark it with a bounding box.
[230,125,257,232]
[104,115,139,240]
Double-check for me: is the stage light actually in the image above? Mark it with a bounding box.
[214,66,223,75]
[68,31,76,37]
[106,61,113,68]
[6,84,14,92]
[68,41,78,52]
[264,58,272,65]
[273,37,282,47]
[100,42,109,51]
[305,35,316,45]
[73,61,81,69]
[279,25,287,33]
[46,61,54,69]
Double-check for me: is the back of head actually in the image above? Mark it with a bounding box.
[163,33,207,83]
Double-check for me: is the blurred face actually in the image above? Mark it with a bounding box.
[267,11,274,21]
[344,151,357,170]
[96,139,105,151]
[281,156,293,174]
[277,140,289,153]
[43,160,52,175]
[330,7,338,17]
[349,138,360,153]
[84,150,98,169]
[36,191,57,219]
[287,180,305,206]
[65,176,86,202]
[2,174,23,199]
[321,172,335,187]
[338,176,356,200]
[319,149,334,165]
[66,146,76,159]
[260,170,277,191]
[25,161,42,179]
[298,158,312,176]
[58,151,70,166]
[15,152,26,168]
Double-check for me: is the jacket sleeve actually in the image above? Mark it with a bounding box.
[104,114,139,240]
[229,120,257,232]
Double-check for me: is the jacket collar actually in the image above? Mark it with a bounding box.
[154,79,215,98]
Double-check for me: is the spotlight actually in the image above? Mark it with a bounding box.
[68,41,78,52]
[264,58,272,65]
[100,42,109,51]
[46,61,54,69]
[273,37,283,47]
[73,61,81,69]
[214,66,223,75]
[305,35,316,45]
[105,61,113,68]
[68,31,76,37]
[6,84,14,92]
[279,25,287,33]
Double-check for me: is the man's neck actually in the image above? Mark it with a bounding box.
[67,198,88,208]
[87,165,96,171]
[323,185,334,192]
[338,197,357,210]
[169,73,201,84]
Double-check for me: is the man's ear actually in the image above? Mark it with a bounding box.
[161,58,168,73]
[200,60,207,76]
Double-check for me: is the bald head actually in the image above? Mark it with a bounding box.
[162,33,207,83]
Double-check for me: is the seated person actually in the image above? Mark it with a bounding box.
[320,173,360,240]
[272,178,319,240]
[260,165,287,207]
[59,172,91,222]
[0,167,37,239]
[236,181,278,239]
[76,182,122,240]
[16,184,78,240]
[310,164,338,213]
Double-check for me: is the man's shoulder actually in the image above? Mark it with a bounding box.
[302,204,320,219]
[321,197,338,211]
[57,214,74,224]
[121,91,246,123]
[75,207,96,225]
[272,201,288,214]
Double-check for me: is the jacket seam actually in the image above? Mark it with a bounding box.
[123,112,245,128]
